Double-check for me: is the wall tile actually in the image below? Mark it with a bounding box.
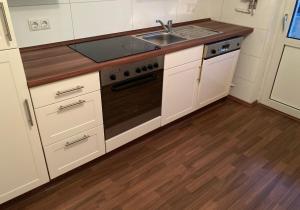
[176,0,223,22]
[132,0,177,29]
[71,0,132,39]
[234,53,261,83]
[10,4,74,47]
[240,28,268,58]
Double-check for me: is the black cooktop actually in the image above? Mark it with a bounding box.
[69,36,160,63]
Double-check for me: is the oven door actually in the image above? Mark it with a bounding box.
[101,70,163,140]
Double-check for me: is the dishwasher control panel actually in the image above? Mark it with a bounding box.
[203,37,243,59]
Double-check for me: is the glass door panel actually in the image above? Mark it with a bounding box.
[288,0,300,39]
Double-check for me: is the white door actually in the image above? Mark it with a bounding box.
[162,60,201,126]
[197,50,240,109]
[0,49,49,204]
[261,0,300,118]
[0,0,17,50]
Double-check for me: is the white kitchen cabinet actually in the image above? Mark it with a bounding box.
[0,49,49,204]
[197,50,240,109]
[35,91,103,146]
[31,73,105,179]
[162,60,202,126]
[44,127,105,179]
[0,0,17,50]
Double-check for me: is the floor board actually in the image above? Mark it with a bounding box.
[2,99,300,210]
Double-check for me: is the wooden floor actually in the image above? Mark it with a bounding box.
[3,99,300,210]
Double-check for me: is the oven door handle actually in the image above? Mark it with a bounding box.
[111,73,157,91]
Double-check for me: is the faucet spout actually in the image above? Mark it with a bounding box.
[156,20,172,33]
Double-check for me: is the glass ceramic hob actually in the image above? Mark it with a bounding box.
[69,36,160,63]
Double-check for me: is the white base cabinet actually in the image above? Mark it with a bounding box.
[30,72,106,179]
[0,49,49,204]
[162,46,203,126]
[162,60,202,126]
[197,50,240,109]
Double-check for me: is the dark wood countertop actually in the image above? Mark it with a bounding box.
[21,19,253,87]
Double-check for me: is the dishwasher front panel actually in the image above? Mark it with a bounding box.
[197,50,240,109]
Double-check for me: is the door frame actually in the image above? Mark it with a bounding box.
[260,0,300,119]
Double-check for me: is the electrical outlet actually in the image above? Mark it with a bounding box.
[40,19,51,30]
[28,20,40,31]
[28,18,51,31]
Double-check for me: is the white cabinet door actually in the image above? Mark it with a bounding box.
[197,50,240,109]
[162,60,202,126]
[0,49,49,204]
[0,0,17,50]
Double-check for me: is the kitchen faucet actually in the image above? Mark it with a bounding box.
[156,20,173,33]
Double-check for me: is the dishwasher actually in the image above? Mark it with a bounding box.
[197,37,243,109]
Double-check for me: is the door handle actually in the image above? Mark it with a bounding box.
[283,14,289,32]
[0,2,13,41]
[24,99,34,127]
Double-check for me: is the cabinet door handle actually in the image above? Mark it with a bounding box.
[24,99,34,127]
[58,100,86,112]
[197,66,202,83]
[0,2,12,41]
[65,135,90,148]
[56,85,84,96]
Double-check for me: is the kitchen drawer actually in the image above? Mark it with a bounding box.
[44,127,105,179]
[30,72,100,108]
[35,91,103,146]
[164,45,203,69]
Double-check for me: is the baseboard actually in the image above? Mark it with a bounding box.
[258,103,300,122]
[227,95,257,107]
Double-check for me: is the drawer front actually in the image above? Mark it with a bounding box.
[35,91,103,146]
[44,127,105,179]
[164,45,204,69]
[30,72,100,108]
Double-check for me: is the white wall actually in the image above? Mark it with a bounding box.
[8,0,223,47]
[219,0,283,103]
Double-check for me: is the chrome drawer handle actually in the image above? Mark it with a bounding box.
[0,2,13,41]
[65,135,90,148]
[58,100,86,112]
[56,85,84,96]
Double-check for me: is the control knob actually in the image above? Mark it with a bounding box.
[153,63,159,68]
[142,66,147,71]
[124,71,130,77]
[136,68,141,73]
[110,74,117,81]
[211,49,217,54]
[148,64,153,70]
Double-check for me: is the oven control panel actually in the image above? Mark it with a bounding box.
[100,56,164,87]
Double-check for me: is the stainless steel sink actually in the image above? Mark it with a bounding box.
[135,32,186,47]
[135,25,222,47]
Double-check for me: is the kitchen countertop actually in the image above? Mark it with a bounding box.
[20,19,253,88]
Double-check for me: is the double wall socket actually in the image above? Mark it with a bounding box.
[28,19,51,31]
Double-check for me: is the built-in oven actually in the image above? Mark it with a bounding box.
[100,56,164,140]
